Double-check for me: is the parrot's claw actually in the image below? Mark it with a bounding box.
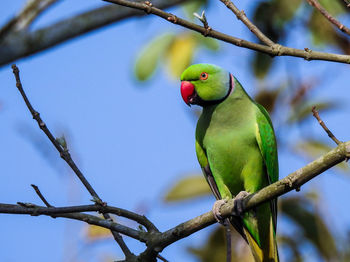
[232,191,250,216]
[212,199,227,223]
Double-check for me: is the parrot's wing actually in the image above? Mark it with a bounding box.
[255,103,279,230]
[196,140,247,242]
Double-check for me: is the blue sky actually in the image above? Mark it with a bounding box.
[1,1,350,261]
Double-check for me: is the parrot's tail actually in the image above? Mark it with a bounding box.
[244,217,279,262]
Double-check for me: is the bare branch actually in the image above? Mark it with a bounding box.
[312,106,342,145]
[306,0,350,36]
[0,0,189,67]
[0,0,59,40]
[219,0,275,46]
[153,141,350,250]
[0,203,147,242]
[31,184,52,207]
[11,64,134,259]
[104,0,350,65]
[1,140,349,258]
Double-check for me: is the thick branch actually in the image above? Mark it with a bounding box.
[0,0,59,40]
[0,0,189,67]
[154,141,350,249]
[306,0,350,36]
[220,0,275,46]
[1,141,349,259]
[104,0,350,64]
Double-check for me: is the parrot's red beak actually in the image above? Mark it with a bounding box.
[181,81,195,106]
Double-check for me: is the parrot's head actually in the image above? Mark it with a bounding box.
[180,63,232,107]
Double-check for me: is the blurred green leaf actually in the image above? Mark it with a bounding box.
[254,87,282,113]
[277,0,303,22]
[308,9,350,54]
[188,227,227,262]
[252,0,302,78]
[278,235,303,262]
[165,33,197,78]
[309,10,337,46]
[188,227,253,262]
[281,196,338,260]
[164,175,211,202]
[288,101,337,123]
[193,33,220,51]
[319,0,345,15]
[294,139,349,171]
[252,52,273,79]
[134,33,175,81]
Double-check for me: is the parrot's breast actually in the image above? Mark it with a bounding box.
[196,98,266,197]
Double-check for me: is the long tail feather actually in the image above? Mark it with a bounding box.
[243,217,279,262]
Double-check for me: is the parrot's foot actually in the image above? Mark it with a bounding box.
[212,199,227,223]
[232,191,250,216]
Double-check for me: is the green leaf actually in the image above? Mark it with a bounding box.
[165,33,197,79]
[319,0,345,15]
[192,33,220,51]
[309,10,338,46]
[254,87,282,113]
[294,139,349,171]
[253,52,273,79]
[288,101,338,123]
[188,227,253,262]
[278,235,303,262]
[281,196,338,260]
[164,175,211,202]
[134,33,175,81]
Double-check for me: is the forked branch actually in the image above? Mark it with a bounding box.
[104,0,350,64]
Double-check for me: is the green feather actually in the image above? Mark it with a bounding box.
[181,64,279,262]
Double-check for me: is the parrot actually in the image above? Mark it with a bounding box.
[180,63,279,262]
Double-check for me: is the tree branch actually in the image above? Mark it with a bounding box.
[0,0,189,67]
[1,140,348,256]
[312,106,342,145]
[219,0,275,46]
[0,203,147,242]
[104,0,350,65]
[11,64,134,259]
[153,140,350,250]
[306,0,350,36]
[31,184,53,207]
[0,0,59,40]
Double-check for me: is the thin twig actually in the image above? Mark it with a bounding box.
[193,11,211,36]
[104,0,350,65]
[31,184,52,207]
[0,203,147,242]
[156,254,169,262]
[219,0,275,46]
[306,0,350,36]
[11,64,134,259]
[311,106,342,145]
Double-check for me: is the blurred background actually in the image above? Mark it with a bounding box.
[1,0,350,261]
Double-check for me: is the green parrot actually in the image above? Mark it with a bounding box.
[180,64,279,262]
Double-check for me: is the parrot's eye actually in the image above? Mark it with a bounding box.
[200,72,208,80]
